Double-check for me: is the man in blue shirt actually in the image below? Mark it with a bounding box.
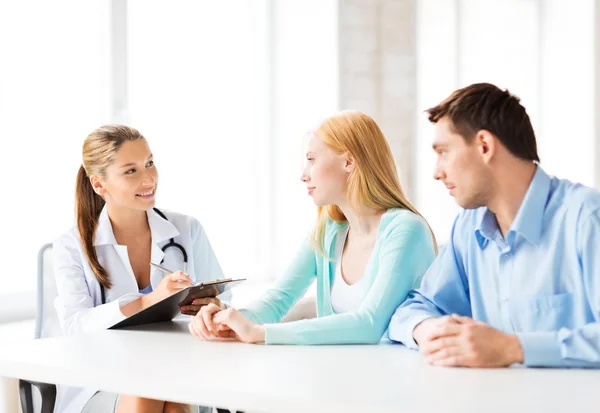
[389,83,600,368]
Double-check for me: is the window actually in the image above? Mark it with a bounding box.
[127,0,338,279]
[415,0,595,243]
[0,1,338,320]
[0,1,107,296]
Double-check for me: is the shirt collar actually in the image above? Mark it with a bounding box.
[475,165,551,248]
[510,166,550,245]
[475,209,497,249]
[146,208,181,243]
[94,206,180,246]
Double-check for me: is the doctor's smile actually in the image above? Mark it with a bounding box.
[135,187,156,200]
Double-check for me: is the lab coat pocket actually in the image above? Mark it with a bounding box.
[509,292,574,332]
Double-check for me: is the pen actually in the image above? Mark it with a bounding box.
[150,262,192,284]
[150,262,175,274]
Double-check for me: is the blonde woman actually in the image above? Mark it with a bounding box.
[189,110,437,345]
[53,125,229,413]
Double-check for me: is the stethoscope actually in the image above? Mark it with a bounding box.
[151,207,188,272]
[100,207,188,304]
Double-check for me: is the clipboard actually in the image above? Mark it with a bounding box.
[109,278,246,330]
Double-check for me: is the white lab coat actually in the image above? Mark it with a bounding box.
[52,206,228,413]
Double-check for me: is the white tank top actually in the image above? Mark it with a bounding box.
[330,227,370,313]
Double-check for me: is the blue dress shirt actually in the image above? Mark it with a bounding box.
[389,166,600,367]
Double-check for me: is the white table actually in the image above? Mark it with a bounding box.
[1,321,599,413]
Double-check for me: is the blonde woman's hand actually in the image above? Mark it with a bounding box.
[189,303,231,340]
[213,308,265,344]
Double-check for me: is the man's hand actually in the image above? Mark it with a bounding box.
[413,315,460,346]
[415,315,524,367]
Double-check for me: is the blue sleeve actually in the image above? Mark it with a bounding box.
[388,215,472,348]
[264,215,435,345]
[517,211,600,367]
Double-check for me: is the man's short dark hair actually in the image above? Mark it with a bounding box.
[427,83,539,162]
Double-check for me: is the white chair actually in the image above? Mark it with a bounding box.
[20,243,57,413]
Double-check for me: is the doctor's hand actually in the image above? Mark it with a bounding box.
[150,271,193,303]
[180,297,224,316]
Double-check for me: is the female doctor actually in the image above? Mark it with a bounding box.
[53,125,228,413]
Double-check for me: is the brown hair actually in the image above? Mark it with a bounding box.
[426,83,539,162]
[76,125,144,289]
[310,110,437,256]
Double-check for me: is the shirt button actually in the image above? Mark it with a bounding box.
[501,296,508,302]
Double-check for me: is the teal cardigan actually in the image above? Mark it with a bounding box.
[240,208,436,345]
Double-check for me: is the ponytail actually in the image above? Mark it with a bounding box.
[77,124,144,288]
[75,165,111,289]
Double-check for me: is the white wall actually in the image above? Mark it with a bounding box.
[415,0,596,242]
[338,0,419,198]
[0,1,110,295]
[538,0,595,187]
[0,1,339,323]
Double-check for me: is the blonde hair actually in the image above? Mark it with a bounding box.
[76,125,144,289]
[309,110,437,256]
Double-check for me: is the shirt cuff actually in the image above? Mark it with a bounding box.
[389,314,432,349]
[516,331,563,367]
[85,298,127,333]
[108,293,142,323]
[116,292,143,306]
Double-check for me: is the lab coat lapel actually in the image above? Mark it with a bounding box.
[93,206,136,281]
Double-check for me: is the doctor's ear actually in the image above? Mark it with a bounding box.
[89,175,106,197]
